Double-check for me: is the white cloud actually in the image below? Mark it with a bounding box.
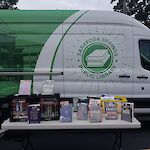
[17,0,114,10]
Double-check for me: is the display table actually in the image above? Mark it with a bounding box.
[1,113,141,150]
[1,114,141,130]
[0,129,6,138]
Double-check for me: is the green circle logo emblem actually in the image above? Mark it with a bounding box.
[82,42,113,74]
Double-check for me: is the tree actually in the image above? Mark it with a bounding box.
[0,0,19,9]
[111,0,150,27]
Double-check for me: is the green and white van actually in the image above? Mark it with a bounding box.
[0,10,150,100]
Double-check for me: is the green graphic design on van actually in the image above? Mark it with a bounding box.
[78,37,118,78]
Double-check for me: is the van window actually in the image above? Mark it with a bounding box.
[139,40,150,71]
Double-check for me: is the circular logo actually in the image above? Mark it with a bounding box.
[82,42,113,74]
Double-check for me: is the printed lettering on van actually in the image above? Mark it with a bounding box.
[78,37,118,79]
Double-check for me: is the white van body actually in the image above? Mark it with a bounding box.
[32,10,150,98]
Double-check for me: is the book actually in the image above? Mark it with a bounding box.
[73,98,78,112]
[60,101,72,122]
[18,80,32,95]
[10,99,28,122]
[89,98,102,122]
[41,80,54,95]
[121,102,134,122]
[77,102,88,120]
[105,102,118,120]
[28,104,41,124]
[40,98,60,121]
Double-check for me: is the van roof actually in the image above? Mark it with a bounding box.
[75,10,148,30]
[0,10,147,28]
[0,10,149,35]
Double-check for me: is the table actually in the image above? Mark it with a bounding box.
[0,129,6,138]
[1,114,141,150]
[2,114,140,130]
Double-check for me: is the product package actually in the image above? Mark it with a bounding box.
[18,80,32,95]
[121,102,134,122]
[40,98,60,121]
[60,101,72,122]
[41,80,54,95]
[105,102,118,120]
[28,104,41,124]
[10,99,28,122]
[89,98,102,123]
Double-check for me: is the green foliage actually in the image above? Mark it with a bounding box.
[0,0,19,9]
[111,0,150,27]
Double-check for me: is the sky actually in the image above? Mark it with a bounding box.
[17,0,115,10]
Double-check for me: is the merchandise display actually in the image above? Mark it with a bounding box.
[9,94,135,124]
